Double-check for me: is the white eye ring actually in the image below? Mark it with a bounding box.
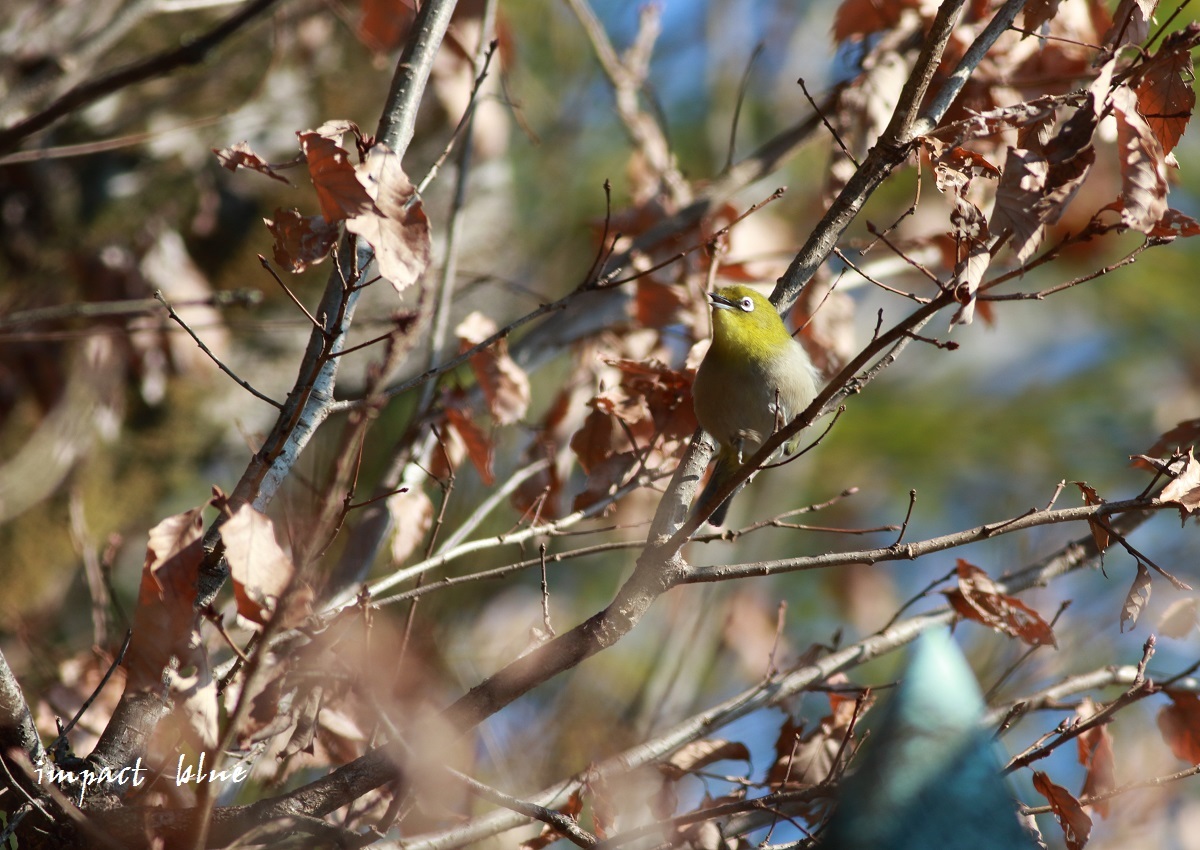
[739,296,754,312]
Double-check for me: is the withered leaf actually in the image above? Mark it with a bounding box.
[387,487,434,565]
[1112,84,1169,234]
[126,507,207,691]
[1137,419,1200,466]
[298,131,377,223]
[265,208,339,273]
[570,406,616,474]
[444,404,495,486]
[456,311,531,426]
[1158,448,1200,520]
[312,119,362,142]
[832,0,917,42]
[1075,697,1116,819]
[1074,481,1110,554]
[943,560,1057,647]
[357,0,417,54]
[1147,208,1200,240]
[940,95,1065,149]
[347,144,432,294]
[766,696,860,792]
[1021,0,1063,33]
[635,279,689,329]
[993,145,1094,265]
[992,148,1050,263]
[924,139,994,326]
[661,739,751,779]
[511,438,563,521]
[572,451,637,514]
[222,504,297,626]
[588,774,615,840]
[1101,0,1156,52]
[1120,562,1152,633]
[1158,690,1200,765]
[1136,39,1195,156]
[213,141,291,184]
[608,358,697,441]
[1033,770,1093,850]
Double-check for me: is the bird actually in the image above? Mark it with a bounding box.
[691,285,819,526]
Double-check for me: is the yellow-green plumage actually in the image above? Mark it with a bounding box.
[692,285,818,526]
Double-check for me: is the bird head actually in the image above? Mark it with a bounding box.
[706,285,794,360]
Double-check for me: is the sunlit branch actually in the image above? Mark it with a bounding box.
[683,497,1164,584]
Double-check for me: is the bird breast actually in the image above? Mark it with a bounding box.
[693,341,817,453]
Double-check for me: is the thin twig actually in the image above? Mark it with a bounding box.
[799,76,857,166]
[0,0,285,153]
[154,290,283,408]
[51,630,132,748]
[258,256,324,332]
[893,490,917,546]
[725,44,765,172]
[539,544,555,637]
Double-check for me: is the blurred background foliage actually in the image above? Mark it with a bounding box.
[2,0,1200,846]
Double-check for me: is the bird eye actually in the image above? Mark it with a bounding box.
[739,297,754,312]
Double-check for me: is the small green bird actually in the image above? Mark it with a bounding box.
[692,285,819,526]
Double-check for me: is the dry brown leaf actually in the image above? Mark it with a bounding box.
[570,405,616,474]
[1135,34,1196,156]
[387,487,434,564]
[832,0,917,42]
[357,0,417,53]
[608,358,697,442]
[572,451,636,513]
[588,774,616,840]
[1112,84,1169,234]
[767,716,840,790]
[1022,0,1063,33]
[993,148,1050,263]
[1147,208,1200,240]
[1137,419,1200,467]
[1120,562,1152,633]
[312,119,361,142]
[1074,481,1111,554]
[125,506,207,691]
[1101,0,1157,51]
[347,144,432,294]
[943,560,1057,647]
[510,437,563,520]
[661,739,751,779]
[635,279,690,329]
[1075,697,1116,819]
[1158,448,1200,518]
[299,131,377,223]
[265,208,339,273]
[1159,690,1200,764]
[171,662,219,750]
[939,96,1063,149]
[444,403,495,486]
[993,143,1094,265]
[456,311,531,426]
[1033,770,1093,850]
[222,504,296,626]
[213,141,291,184]
[924,139,995,325]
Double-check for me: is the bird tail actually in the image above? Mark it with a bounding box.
[696,454,738,527]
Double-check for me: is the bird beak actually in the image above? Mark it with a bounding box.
[707,291,735,310]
